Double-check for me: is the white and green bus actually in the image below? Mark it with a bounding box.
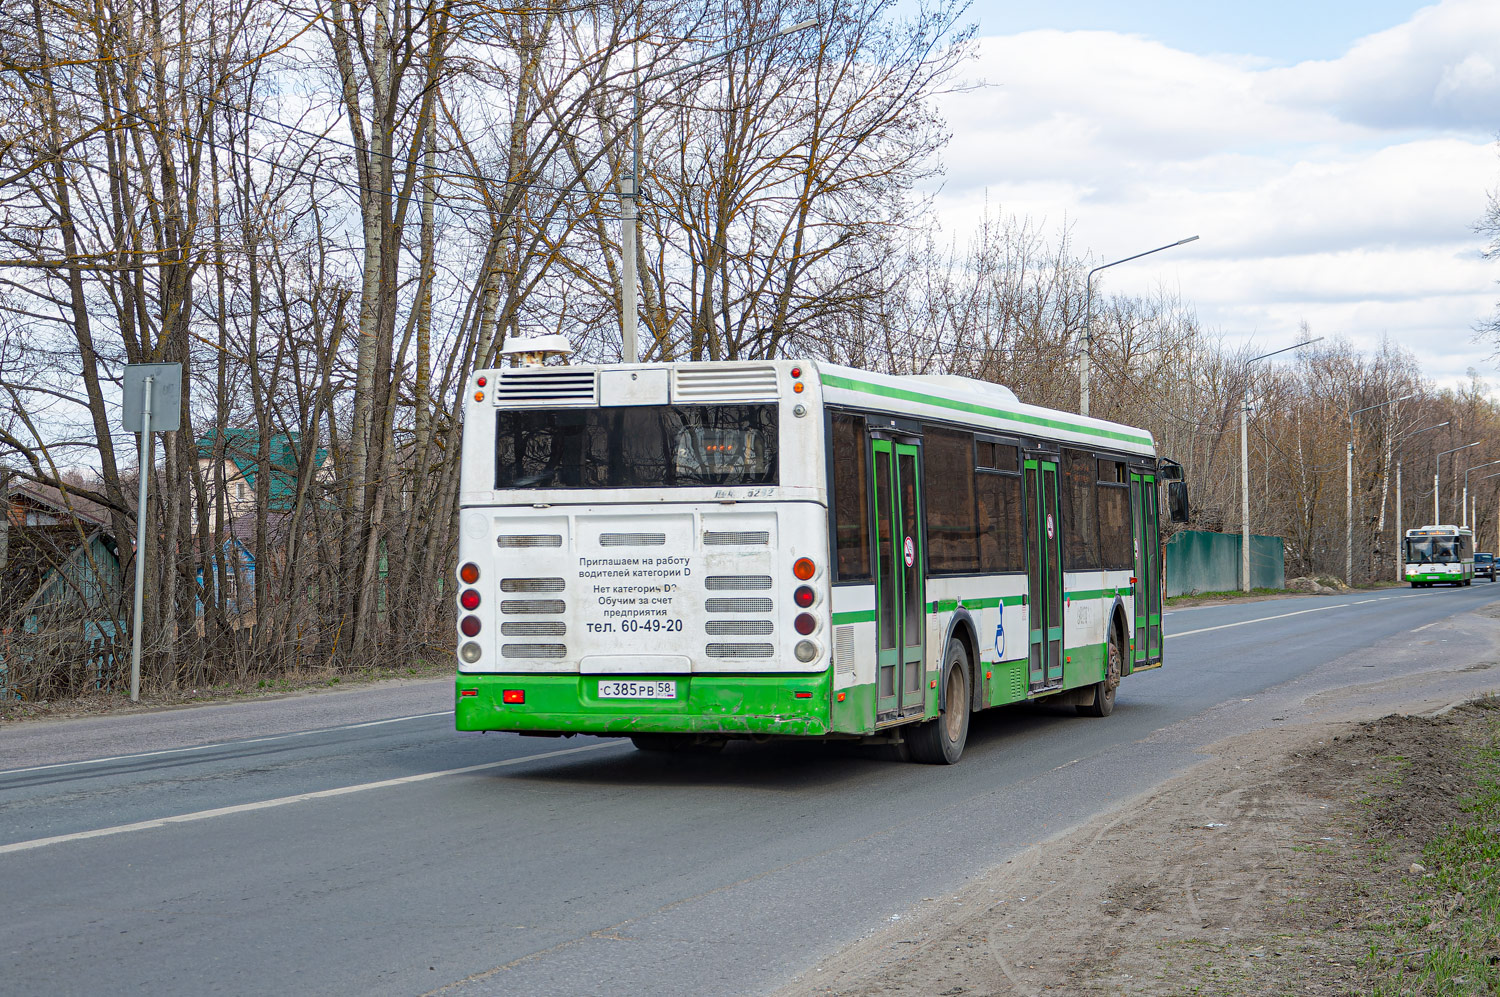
[454,360,1184,763]
[1404,525,1474,587]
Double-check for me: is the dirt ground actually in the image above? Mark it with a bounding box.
[775,701,1500,997]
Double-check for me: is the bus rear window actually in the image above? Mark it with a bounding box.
[495,405,778,489]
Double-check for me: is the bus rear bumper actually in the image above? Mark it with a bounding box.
[454,672,833,736]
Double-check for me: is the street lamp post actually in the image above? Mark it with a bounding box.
[1462,459,1500,531]
[618,19,818,363]
[1436,441,1482,524]
[1081,235,1199,417]
[1394,420,1448,581]
[1238,338,1320,591]
[1478,469,1500,552]
[1346,393,1416,585]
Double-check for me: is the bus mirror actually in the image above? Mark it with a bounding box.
[1157,459,1184,481]
[1167,481,1190,524]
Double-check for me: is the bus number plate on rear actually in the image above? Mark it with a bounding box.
[598,680,676,700]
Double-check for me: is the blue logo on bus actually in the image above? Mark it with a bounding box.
[994,605,1005,660]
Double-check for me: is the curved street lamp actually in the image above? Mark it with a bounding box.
[1436,441,1482,524]
[1238,338,1320,591]
[1081,235,1199,417]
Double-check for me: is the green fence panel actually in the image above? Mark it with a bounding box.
[1165,530,1285,596]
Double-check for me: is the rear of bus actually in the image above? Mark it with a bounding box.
[453,361,834,738]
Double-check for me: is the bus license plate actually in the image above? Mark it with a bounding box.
[598,680,676,700]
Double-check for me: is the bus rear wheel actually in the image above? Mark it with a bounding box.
[908,640,971,765]
[1078,626,1123,718]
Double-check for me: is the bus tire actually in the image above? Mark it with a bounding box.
[908,640,971,765]
[1078,625,1123,718]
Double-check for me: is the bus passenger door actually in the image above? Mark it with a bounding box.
[1130,471,1162,668]
[1025,457,1064,693]
[873,440,926,720]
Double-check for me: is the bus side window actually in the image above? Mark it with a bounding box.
[832,414,872,582]
[1096,459,1131,570]
[977,468,1023,572]
[1062,449,1101,570]
[925,427,979,574]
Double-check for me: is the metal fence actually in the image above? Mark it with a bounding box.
[1165,529,1285,596]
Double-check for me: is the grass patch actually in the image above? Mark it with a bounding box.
[1165,587,1288,606]
[1362,708,1500,995]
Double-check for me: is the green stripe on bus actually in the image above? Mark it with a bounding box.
[1066,587,1129,601]
[838,589,1123,624]
[832,609,876,625]
[820,373,1154,447]
[926,594,1025,614]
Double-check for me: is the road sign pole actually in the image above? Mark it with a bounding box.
[129,376,153,703]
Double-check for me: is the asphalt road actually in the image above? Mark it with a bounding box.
[4,584,1500,997]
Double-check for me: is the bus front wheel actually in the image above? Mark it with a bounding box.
[1078,626,1123,718]
[908,640,971,765]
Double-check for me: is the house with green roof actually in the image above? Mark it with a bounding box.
[195,429,326,529]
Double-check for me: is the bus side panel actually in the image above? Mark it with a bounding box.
[828,584,878,734]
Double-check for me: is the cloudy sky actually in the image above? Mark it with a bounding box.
[927,0,1500,388]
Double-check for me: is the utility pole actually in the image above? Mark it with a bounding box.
[1346,393,1415,586]
[616,19,818,362]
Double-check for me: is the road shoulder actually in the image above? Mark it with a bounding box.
[774,699,1500,996]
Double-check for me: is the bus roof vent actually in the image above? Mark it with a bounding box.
[496,368,597,406]
[673,364,779,402]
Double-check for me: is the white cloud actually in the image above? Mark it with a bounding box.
[1264,0,1500,130]
[929,0,1500,388]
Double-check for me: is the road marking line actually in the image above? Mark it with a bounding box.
[1166,588,1470,640]
[1412,621,1441,632]
[0,740,629,856]
[1166,604,1344,639]
[0,710,457,777]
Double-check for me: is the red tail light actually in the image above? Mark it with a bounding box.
[503,689,525,704]
[460,590,481,610]
[794,585,815,607]
[460,616,481,637]
[795,613,816,635]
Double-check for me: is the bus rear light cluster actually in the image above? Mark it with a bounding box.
[460,589,481,610]
[460,616,481,637]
